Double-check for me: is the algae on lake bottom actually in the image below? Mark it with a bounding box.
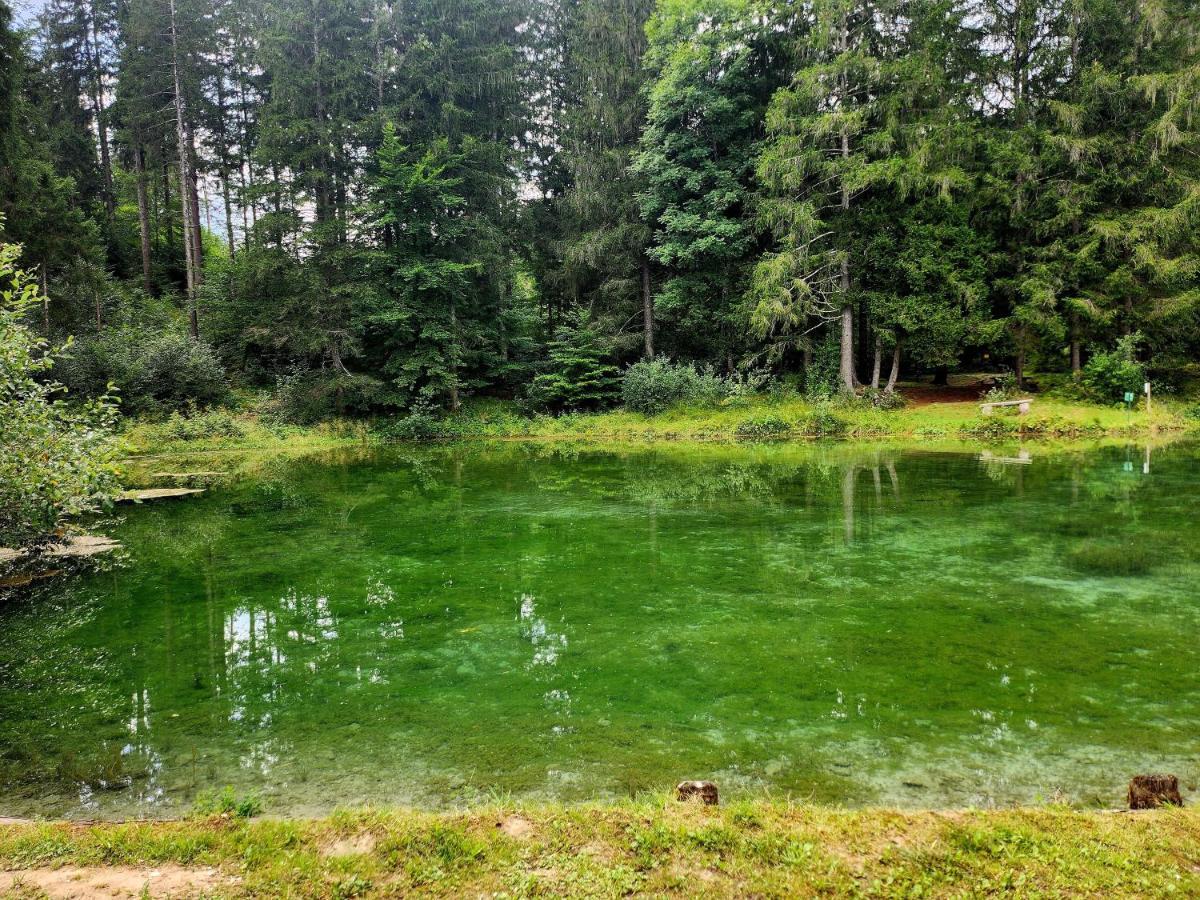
[0,441,1197,819]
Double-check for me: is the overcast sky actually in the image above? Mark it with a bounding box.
[10,0,46,28]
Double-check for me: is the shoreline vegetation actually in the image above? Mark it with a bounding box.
[0,802,1195,897]
[117,389,1197,458]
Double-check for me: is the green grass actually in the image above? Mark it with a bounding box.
[0,802,1195,897]
[117,390,1196,460]
[437,392,1192,443]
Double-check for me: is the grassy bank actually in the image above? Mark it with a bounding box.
[0,802,1195,897]
[438,394,1193,442]
[118,392,1195,458]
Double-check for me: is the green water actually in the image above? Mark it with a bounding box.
[1,441,1197,819]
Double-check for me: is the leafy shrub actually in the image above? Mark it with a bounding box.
[58,326,230,414]
[858,387,907,410]
[798,407,849,436]
[380,401,447,441]
[1,241,119,549]
[621,359,719,414]
[982,372,1019,404]
[1082,333,1146,403]
[263,369,384,425]
[735,414,791,440]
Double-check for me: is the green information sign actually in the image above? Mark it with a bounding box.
[1124,392,1135,403]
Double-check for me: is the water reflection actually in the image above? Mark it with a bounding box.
[0,440,1197,817]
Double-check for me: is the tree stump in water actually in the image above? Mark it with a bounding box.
[676,781,718,805]
[1128,775,1183,809]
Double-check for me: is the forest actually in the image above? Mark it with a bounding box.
[0,0,1198,422]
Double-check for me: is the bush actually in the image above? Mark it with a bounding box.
[58,327,230,415]
[798,407,849,436]
[981,372,1019,404]
[858,387,907,410]
[263,369,384,425]
[735,414,791,440]
[1,242,119,549]
[1082,334,1146,403]
[622,359,722,414]
[380,401,447,441]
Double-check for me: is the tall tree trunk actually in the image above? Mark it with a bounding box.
[836,15,855,395]
[884,338,901,393]
[134,144,153,293]
[170,0,199,339]
[839,302,855,394]
[838,123,854,394]
[188,126,204,274]
[85,4,113,217]
[641,255,654,359]
[870,336,882,390]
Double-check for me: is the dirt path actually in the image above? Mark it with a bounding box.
[0,865,232,898]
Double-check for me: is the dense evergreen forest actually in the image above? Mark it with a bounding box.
[1,0,1198,421]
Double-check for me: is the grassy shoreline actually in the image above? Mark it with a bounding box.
[117,394,1196,457]
[0,802,1195,897]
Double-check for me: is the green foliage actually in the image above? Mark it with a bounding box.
[735,414,791,440]
[527,313,619,412]
[263,369,383,426]
[380,401,447,442]
[192,786,262,819]
[0,0,1198,426]
[621,358,727,414]
[798,407,849,437]
[150,407,246,443]
[0,241,118,550]
[59,328,229,415]
[858,388,907,411]
[1082,334,1147,403]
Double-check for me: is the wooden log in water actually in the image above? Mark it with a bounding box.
[676,781,719,805]
[1128,775,1183,809]
[151,471,228,479]
[119,488,205,502]
[0,535,120,566]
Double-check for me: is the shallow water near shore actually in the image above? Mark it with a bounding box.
[1,440,1197,819]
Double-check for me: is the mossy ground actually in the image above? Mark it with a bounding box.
[0,802,1195,897]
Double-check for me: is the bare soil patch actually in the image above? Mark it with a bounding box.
[0,865,231,898]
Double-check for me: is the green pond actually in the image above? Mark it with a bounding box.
[1,440,1198,819]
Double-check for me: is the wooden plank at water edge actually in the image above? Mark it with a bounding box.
[152,471,228,479]
[119,488,205,502]
[0,535,120,565]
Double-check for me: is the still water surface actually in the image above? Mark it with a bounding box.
[1,441,1197,818]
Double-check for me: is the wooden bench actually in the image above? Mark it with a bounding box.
[980,398,1033,415]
